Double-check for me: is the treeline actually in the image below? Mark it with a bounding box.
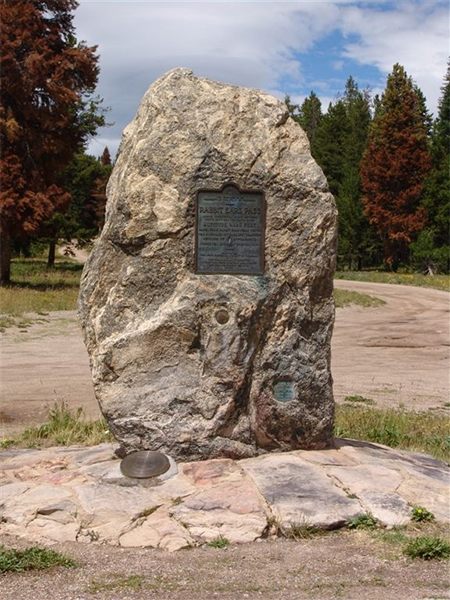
[288,62,450,273]
[1,2,448,284]
[14,148,113,268]
[0,0,110,283]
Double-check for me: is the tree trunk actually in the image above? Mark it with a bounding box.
[0,230,12,285]
[47,239,56,268]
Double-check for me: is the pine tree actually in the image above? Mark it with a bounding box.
[412,61,450,273]
[0,0,105,283]
[100,146,112,166]
[360,64,432,271]
[314,100,349,197]
[42,151,112,265]
[334,79,376,269]
[296,92,323,156]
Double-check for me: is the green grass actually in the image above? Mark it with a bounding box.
[335,404,450,463]
[0,257,82,327]
[206,535,230,548]
[372,526,409,546]
[369,521,450,563]
[88,574,146,593]
[348,514,377,530]
[335,270,450,292]
[0,545,77,573]
[282,522,323,540]
[88,573,181,593]
[1,401,112,448]
[404,536,450,560]
[334,288,386,308]
[344,395,376,405]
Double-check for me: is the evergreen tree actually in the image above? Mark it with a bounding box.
[314,100,349,197]
[296,92,323,156]
[360,64,432,271]
[336,78,376,269]
[42,151,112,265]
[100,146,112,166]
[0,0,105,283]
[412,61,450,273]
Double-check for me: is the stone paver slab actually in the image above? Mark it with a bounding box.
[171,479,268,543]
[242,453,363,529]
[119,507,193,551]
[326,464,404,495]
[357,491,411,527]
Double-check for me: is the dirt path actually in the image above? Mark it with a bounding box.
[1,281,449,437]
[332,280,450,410]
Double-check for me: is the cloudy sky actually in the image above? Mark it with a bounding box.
[74,0,449,158]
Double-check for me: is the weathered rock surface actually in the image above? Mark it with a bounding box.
[78,68,337,459]
[1,440,448,550]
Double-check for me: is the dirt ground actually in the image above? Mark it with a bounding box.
[332,279,449,411]
[0,280,449,599]
[1,527,449,600]
[1,280,449,438]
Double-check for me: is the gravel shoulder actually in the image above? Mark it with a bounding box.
[1,528,449,600]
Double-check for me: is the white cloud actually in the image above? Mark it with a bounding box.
[75,0,449,157]
[338,1,449,114]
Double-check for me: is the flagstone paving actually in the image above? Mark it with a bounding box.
[1,439,448,551]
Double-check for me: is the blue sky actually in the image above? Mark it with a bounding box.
[74,0,449,158]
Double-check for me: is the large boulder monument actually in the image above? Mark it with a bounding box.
[78,69,337,461]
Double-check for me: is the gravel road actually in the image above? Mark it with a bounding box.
[1,280,448,438]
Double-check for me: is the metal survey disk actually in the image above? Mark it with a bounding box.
[120,450,171,479]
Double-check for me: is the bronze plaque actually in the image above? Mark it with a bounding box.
[195,183,265,275]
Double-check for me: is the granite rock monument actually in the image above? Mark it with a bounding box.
[78,68,337,460]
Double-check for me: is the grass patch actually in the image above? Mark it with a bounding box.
[0,287,79,317]
[335,405,450,463]
[0,545,77,573]
[365,521,450,564]
[344,395,376,405]
[3,401,113,448]
[89,574,146,593]
[206,535,230,549]
[404,536,450,560]
[334,288,385,308]
[373,526,409,546]
[282,522,323,540]
[335,271,450,292]
[0,258,82,326]
[9,257,83,287]
[87,572,183,594]
[348,514,377,530]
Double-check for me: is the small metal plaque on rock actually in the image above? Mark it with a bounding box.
[120,450,171,479]
[195,183,265,275]
[274,381,296,403]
